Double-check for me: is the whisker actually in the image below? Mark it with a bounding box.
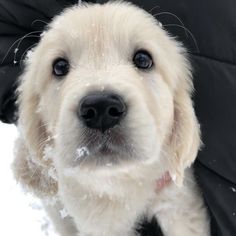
[31,19,49,27]
[1,31,42,65]
[163,24,200,53]
[19,43,38,68]
[153,11,188,37]
[14,32,42,64]
[149,5,160,13]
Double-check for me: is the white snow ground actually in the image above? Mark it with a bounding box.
[0,122,58,236]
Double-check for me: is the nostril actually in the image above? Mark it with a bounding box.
[81,108,97,120]
[108,106,124,118]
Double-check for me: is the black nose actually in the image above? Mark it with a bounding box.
[78,92,127,132]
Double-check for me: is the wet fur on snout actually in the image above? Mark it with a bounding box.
[13,1,210,236]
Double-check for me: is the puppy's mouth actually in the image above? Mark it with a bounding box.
[76,127,135,165]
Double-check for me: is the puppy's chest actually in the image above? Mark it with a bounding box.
[64,181,159,236]
[76,189,155,221]
[75,192,165,236]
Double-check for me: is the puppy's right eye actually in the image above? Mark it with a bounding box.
[52,58,70,77]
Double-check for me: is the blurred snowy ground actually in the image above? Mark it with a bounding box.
[0,122,58,236]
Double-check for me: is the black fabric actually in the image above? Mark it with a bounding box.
[195,161,236,236]
[136,217,164,236]
[0,64,20,123]
[0,0,236,235]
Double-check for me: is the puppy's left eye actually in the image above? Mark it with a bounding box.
[52,58,70,77]
[133,50,153,69]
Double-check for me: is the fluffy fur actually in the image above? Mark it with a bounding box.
[13,2,210,235]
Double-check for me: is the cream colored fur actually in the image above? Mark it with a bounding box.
[13,2,210,236]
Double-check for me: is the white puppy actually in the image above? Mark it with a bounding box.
[13,1,210,236]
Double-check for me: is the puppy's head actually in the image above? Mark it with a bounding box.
[16,2,200,195]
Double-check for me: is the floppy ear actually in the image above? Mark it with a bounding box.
[166,59,201,187]
[168,86,201,186]
[12,68,58,197]
[166,81,201,186]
